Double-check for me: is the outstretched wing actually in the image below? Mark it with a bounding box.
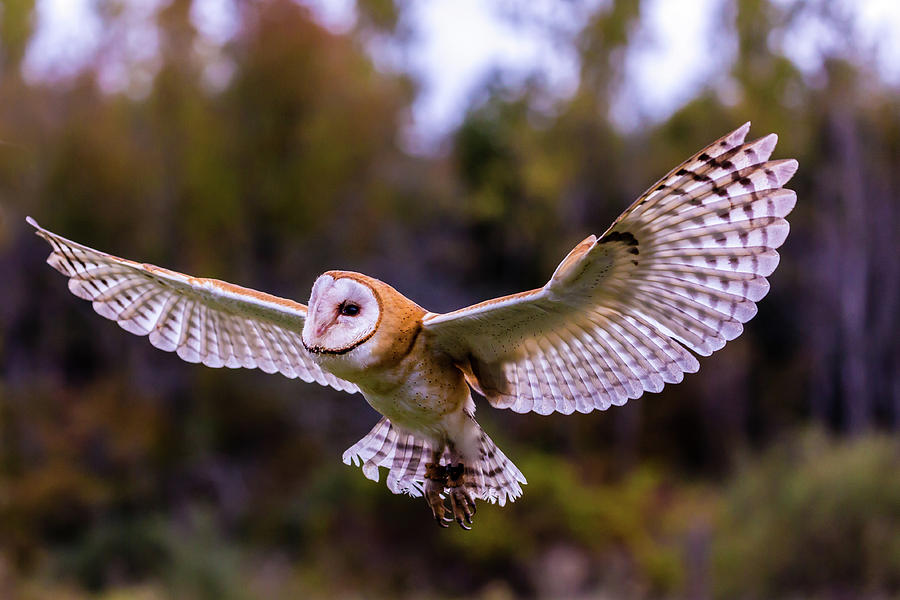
[423,123,797,415]
[28,218,357,394]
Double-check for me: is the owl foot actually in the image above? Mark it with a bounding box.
[424,462,452,527]
[447,463,476,530]
[424,462,475,529]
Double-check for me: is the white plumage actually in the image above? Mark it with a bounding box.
[29,123,797,529]
[423,123,797,416]
[30,219,357,392]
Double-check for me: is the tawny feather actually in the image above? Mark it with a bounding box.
[422,122,797,415]
[28,123,798,518]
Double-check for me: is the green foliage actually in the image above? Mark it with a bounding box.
[356,0,402,33]
[442,452,688,594]
[713,430,900,598]
[0,0,35,69]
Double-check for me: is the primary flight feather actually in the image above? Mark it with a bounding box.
[29,123,797,529]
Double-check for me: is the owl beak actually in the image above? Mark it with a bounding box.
[304,274,337,345]
[315,314,339,338]
[310,292,340,339]
[303,304,338,350]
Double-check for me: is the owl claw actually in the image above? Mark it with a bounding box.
[449,485,476,527]
[424,463,450,525]
[425,486,449,525]
[424,462,477,530]
[448,463,476,529]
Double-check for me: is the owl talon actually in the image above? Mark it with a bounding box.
[425,486,449,524]
[424,463,450,526]
[449,487,476,526]
[424,461,476,529]
[447,463,476,529]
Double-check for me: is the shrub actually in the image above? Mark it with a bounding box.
[713,430,900,598]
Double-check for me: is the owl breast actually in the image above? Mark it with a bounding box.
[303,270,473,438]
[360,351,470,436]
[310,321,470,439]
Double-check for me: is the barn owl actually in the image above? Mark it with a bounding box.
[28,123,797,529]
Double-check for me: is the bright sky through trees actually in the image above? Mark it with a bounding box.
[20,0,900,151]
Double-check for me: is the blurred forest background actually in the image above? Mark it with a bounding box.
[1,0,899,598]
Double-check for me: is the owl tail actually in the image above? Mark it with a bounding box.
[342,418,526,506]
[464,425,527,506]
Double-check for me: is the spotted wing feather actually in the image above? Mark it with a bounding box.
[28,218,357,394]
[424,123,797,415]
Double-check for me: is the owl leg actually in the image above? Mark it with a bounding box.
[446,462,476,529]
[424,451,452,527]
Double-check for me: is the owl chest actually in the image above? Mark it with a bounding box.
[330,344,468,432]
[311,319,469,432]
[360,362,467,433]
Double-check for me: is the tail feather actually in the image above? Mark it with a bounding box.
[342,418,526,504]
[467,427,526,506]
[342,417,427,496]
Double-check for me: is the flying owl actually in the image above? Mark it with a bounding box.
[28,123,797,529]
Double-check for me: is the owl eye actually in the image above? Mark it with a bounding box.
[339,302,360,317]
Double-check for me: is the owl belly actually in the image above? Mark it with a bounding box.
[310,321,471,441]
[360,366,470,440]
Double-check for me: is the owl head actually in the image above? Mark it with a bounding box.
[302,272,382,354]
[301,271,427,373]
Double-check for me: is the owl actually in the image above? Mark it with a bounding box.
[29,123,797,529]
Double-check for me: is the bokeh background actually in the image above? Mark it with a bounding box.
[1,0,899,598]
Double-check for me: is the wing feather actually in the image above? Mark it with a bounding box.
[423,123,797,414]
[28,217,357,394]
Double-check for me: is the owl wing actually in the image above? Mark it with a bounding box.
[28,218,358,394]
[422,123,797,415]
